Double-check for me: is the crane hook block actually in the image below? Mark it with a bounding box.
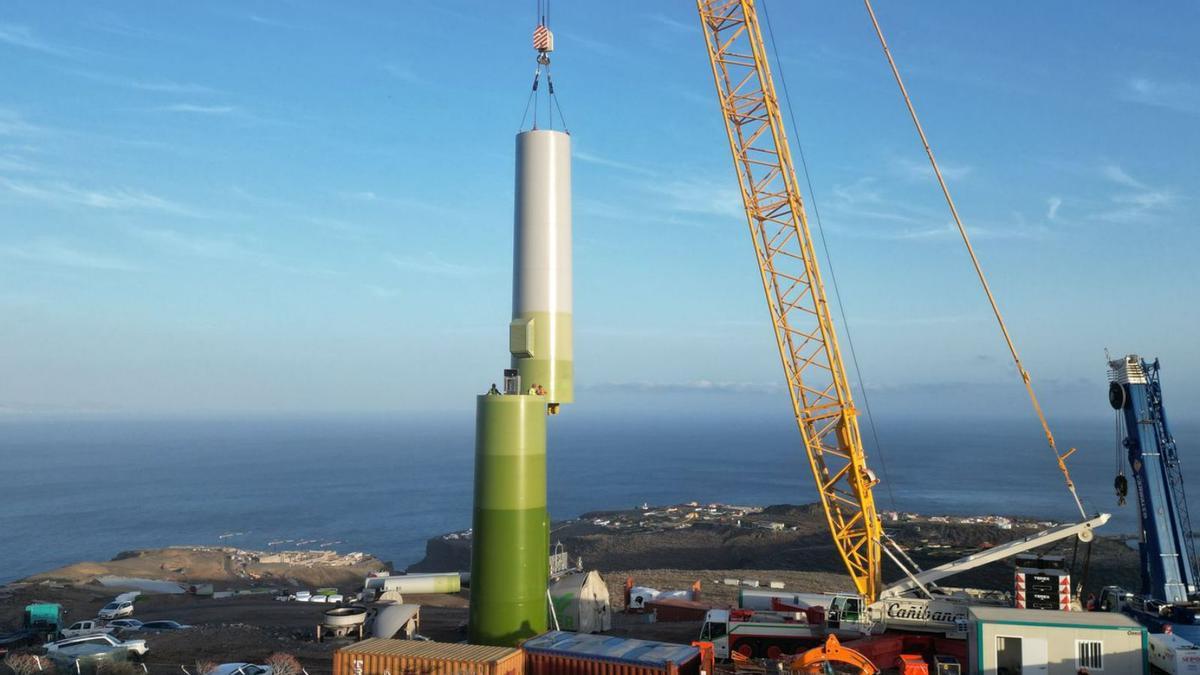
[533,24,554,54]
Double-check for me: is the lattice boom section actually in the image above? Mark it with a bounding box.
[698,0,881,600]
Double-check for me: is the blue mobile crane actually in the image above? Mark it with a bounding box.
[1099,354,1200,643]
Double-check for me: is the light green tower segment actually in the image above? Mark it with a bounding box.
[467,393,549,646]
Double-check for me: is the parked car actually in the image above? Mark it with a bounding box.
[98,601,134,620]
[105,619,143,634]
[46,642,130,674]
[136,620,191,631]
[211,664,273,675]
[44,633,149,658]
[60,620,115,638]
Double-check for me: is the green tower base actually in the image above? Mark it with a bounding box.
[467,393,549,646]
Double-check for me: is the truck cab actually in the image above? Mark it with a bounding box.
[699,609,730,659]
[1098,586,1131,612]
[23,603,63,642]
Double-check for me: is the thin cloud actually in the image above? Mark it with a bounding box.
[575,150,657,177]
[888,224,957,240]
[583,380,783,395]
[128,226,327,277]
[1101,164,1145,190]
[892,157,973,182]
[383,63,423,84]
[247,14,298,29]
[0,178,201,216]
[0,107,45,137]
[387,252,484,278]
[1121,76,1200,115]
[823,176,1048,242]
[69,70,219,95]
[131,226,265,264]
[0,239,136,271]
[0,154,37,173]
[1046,197,1062,221]
[0,23,70,57]
[647,13,694,33]
[853,313,986,327]
[826,177,935,227]
[1097,163,1175,223]
[366,285,403,300]
[649,177,744,219]
[157,103,238,115]
[557,31,621,57]
[335,189,451,216]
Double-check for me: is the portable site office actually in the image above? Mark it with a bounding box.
[968,606,1147,674]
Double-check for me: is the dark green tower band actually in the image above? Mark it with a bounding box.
[468,394,549,646]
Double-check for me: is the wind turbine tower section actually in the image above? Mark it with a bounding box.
[468,393,549,646]
[510,129,573,410]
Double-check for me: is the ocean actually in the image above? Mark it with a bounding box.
[2,411,1195,584]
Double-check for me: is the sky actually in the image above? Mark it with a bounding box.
[0,1,1197,422]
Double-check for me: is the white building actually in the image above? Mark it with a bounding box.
[967,606,1146,674]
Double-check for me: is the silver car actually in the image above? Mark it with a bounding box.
[44,633,149,658]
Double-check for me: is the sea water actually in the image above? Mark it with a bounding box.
[2,411,1194,584]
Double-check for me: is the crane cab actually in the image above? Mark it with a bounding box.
[826,595,865,630]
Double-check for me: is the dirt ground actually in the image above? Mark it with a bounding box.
[0,584,472,674]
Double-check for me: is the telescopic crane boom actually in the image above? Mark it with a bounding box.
[1102,355,1200,643]
[696,0,882,601]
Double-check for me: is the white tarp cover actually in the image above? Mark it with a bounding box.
[549,570,611,634]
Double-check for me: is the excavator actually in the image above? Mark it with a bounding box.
[791,636,878,675]
[692,0,1110,670]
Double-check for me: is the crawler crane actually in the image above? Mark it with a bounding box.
[694,0,1108,661]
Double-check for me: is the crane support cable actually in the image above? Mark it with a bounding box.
[861,0,1086,519]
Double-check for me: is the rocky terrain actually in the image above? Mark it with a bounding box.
[412,502,1140,599]
[23,547,387,591]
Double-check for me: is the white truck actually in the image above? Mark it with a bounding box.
[45,633,148,658]
[59,621,115,638]
[701,593,983,659]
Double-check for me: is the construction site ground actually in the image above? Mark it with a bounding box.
[2,504,1142,674]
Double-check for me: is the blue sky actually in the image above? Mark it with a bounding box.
[1,1,1197,420]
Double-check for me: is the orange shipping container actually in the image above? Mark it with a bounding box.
[333,638,524,675]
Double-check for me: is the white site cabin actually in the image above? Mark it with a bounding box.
[967,606,1147,675]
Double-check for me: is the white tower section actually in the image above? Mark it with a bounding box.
[510,129,573,408]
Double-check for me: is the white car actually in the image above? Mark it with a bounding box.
[44,633,148,657]
[211,664,273,675]
[59,621,114,638]
[98,601,134,619]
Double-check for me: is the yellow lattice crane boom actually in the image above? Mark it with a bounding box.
[696,0,883,601]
